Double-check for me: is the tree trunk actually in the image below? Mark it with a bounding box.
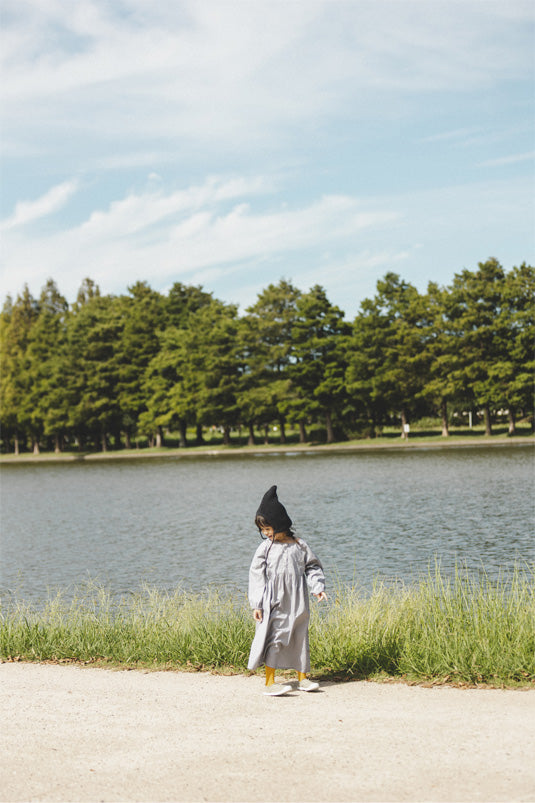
[440,400,449,437]
[13,432,19,455]
[400,409,409,439]
[54,434,62,454]
[508,407,516,436]
[279,417,286,444]
[223,425,231,446]
[101,431,107,452]
[155,426,164,448]
[264,424,270,445]
[248,422,255,446]
[178,420,187,448]
[196,423,204,446]
[325,410,335,443]
[124,431,132,450]
[33,438,40,455]
[298,421,307,443]
[483,405,492,436]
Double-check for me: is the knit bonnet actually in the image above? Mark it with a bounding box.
[256,485,292,533]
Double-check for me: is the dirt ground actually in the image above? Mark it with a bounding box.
[1,663,534,803]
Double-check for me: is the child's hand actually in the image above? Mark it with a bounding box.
[253,608,263,622]
[315,591,328,602]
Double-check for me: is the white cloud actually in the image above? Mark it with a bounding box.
[1,172,533,314]
[1,0,532,154]
[418,128,483,144]
[0,176,400,303]
[75,174,276,239]
[478,151,535,168]
[0,180,79,231]
[163,195,399,273]
[0,2,532,312]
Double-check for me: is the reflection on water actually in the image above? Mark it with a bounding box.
[1,445,534,602]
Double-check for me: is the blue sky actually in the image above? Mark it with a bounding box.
[1,0,534,319]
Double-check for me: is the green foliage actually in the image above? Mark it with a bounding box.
[65,293,124,450]
[443,259,508,434]
[491,263,535,422]
[0,286,40,451]
[238,280,301,443]
[1,261,533,453]
[346,273,430,436]
[142,298,241,446]
[291,285,350,442]
[115,282,166,446]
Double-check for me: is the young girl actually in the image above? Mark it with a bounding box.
[247,485,327,696]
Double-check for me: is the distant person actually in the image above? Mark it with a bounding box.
[248,485,327,695]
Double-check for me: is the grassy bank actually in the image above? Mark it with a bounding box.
[2,568,534,687]
[1,426,533,463]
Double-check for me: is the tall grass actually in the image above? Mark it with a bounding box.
[1,567,534,686]
[0,583,253,669]
[310,566,535,684]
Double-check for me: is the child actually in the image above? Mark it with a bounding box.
[247,485,327,696]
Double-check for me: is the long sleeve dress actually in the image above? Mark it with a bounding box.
[247,537,326,674]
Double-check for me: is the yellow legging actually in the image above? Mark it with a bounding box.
[265,666,306,686]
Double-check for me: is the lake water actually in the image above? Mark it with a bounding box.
[1,445,534,604]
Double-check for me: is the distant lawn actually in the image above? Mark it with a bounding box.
[1,422,533,461]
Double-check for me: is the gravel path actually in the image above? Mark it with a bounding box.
[1,663,534,802]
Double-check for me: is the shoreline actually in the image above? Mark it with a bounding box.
[1,434,534,463]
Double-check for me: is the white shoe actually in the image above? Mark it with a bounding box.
[263,683,292,696]
[298,679,319,692]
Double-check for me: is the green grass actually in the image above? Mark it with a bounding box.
[1,568,534,687]
[310,567,535,685]
[1,422,533,461]
[1,431,533,464]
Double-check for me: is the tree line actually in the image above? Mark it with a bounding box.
[0,258,533,454]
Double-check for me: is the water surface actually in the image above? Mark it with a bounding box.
[1,445,533,603]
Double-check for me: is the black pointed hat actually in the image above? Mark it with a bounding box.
[256,485,292,533]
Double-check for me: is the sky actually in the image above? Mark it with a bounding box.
[1,0,534,319]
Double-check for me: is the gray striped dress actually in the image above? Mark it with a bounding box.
[247,538,326,674]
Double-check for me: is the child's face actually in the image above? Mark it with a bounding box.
[260,525,275,540]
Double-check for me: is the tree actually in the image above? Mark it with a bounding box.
[143,299,241,446]
[76,277,100,306]
[66,292,123,451]
[239,280,301,443]
[347,273,429,437]
[141,326,191,448]
[290,285,350,442]
[0,286,40,453]
[140,284,214,447]
[115,282,165,447]
[445,259,507,436]
[181,300,242,444]
[237,317,280,446]
[24,279,70,453]
[2,264,532,454]
[165,282,213,328]
[490,263,535,433]
[419,281,460,437]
